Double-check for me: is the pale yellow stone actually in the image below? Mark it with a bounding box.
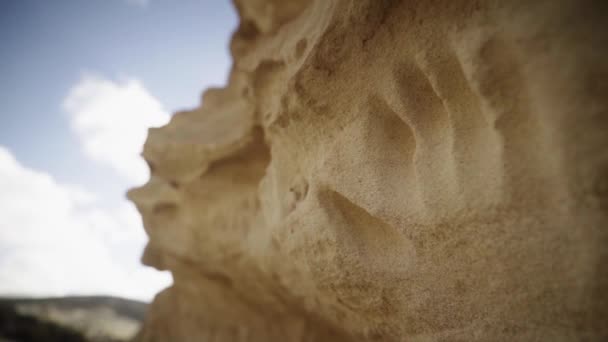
[129,0,608,340]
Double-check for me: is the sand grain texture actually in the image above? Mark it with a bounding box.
[128,0,608,340]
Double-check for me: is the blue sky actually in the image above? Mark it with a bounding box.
[0,0,237,301]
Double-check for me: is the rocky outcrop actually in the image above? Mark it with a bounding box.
[0,296,146,342]
[128,0,608,340]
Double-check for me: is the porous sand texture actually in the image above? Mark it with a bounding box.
[128,0,608,340]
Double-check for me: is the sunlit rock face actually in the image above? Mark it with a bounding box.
[128,0,608,340]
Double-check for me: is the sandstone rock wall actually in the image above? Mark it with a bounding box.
[128,0,608,340]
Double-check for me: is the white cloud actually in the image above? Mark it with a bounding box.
[0,146,171,301]
[0,74,173,301]
[63,75,170,184]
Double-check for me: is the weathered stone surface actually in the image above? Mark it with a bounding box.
[128,0,608,340]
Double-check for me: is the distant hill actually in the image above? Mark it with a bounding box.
[0,296,147,342]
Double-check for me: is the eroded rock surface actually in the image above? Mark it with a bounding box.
[128,0,608,340]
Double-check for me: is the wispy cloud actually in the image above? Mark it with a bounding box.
[0,146,171,301]
[63,75,169,184]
